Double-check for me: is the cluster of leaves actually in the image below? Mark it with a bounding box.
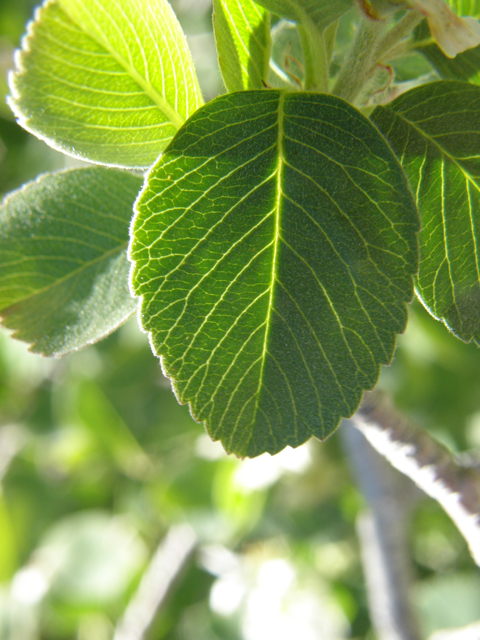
[1,0,480,457]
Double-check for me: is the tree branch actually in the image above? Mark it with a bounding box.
[352,391,480,566]
[342,420,421,640]
[113,524,197,640]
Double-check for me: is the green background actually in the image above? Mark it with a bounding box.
[1,1,480,638]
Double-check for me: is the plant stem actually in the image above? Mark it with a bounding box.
[374,11,424,65]
[352,391,480,567]
[332,16,386,104]
[342,421,421,640]
[299,24,329,93]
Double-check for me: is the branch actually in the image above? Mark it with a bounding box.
[113,524,197,640]
[342,421,421,640]
[352,391,480,566]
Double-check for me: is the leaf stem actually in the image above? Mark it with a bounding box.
[373,10,424,65]
[299,24,330,92]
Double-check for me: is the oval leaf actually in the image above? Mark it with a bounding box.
[0,167,142,356]
[130,90,419,457]
[214,0,271,92]
[9,0,203,169]
[371,80,480,344]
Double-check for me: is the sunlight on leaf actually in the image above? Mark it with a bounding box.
[130,90,418,457]
[9,0,203,168]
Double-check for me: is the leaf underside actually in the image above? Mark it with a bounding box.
[0,168,141,356]
[9,0,203,169]
[214,0,271,92]
[130,90,418,457]
[371,81,480,344]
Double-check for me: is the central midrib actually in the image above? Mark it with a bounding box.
[252,91,286,425]
[59,0,185,129]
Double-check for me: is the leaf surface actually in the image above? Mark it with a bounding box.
[9,0,203,169]
[130,90,418,457]
[371,80,480,344]
[214,0,271,92]
[0,167,141,356]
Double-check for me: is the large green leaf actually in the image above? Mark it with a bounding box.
[213,0,271,92]
[0,167,141,356]
[252,0,352,32]
[130,90,419,457]
[9,0,203,169]
[371,80,480,344]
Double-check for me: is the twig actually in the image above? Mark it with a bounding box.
[113,524,197,640]
[342,421,421,640]
[352,391,480,566]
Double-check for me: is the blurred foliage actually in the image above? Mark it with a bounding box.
[0,1,480,638]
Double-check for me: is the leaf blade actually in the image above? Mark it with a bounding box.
[0,167,142,356]
[9,0,203,168]
[371,80,480,344]
[130,90,418,457]
[214,0,271,92]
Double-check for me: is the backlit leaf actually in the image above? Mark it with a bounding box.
[0,167,141,356]
[130,90,418,457]
[371,80,480,344]
[9,0,203,169]
[213,0,271,92]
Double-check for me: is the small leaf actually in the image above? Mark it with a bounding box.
[214,0,271,92]
[130,90,418,457]
[0,167,141,356]
[253,0,353,33]
[9,0,203,169]
[371,80,480,344]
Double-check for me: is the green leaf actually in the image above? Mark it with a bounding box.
[9,0,203,169]
[0,167,141,356]
[252,0,353,33]
[371,80,480,344]
[449,0,480,17]
[213,0,271,92]
[130,90,418,457]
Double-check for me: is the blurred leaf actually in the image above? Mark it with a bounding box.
[371,81,480,344]
[9,0,203,168]
[213,0,271,92]
[76,380,152,479]
[38,511,147,605]
[0,167,141,356]
[130,90,418,457]
[0,495,18,581]
[449,0,480,16]
[415,573,480,636]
